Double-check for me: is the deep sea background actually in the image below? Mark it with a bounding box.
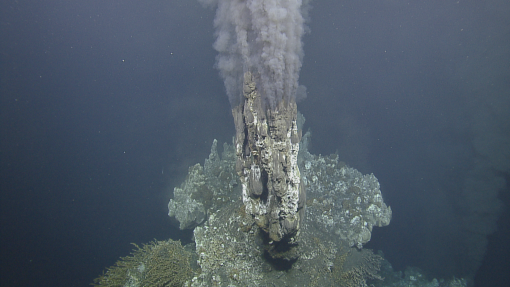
[1,0,509,286]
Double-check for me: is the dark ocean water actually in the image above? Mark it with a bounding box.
[1,1,509,286]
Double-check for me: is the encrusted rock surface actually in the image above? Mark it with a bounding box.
[299,132,392,249]
[169,130,392,286]
[168,140,238,230]
[231,72,305,243]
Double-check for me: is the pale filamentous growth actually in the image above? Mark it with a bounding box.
[201,0,310,108]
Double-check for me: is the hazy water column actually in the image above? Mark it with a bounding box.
[200,0,310,107]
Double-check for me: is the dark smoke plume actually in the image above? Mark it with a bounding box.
[200,0,310,107]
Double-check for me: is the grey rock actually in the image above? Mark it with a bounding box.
[170,131,393,286]
[232,72,305,244]
[298,135,392,249]
[167,163,207,230]
[168,139,239,230]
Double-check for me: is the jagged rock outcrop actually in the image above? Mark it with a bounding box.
[168,132,392,286]
[231,72,305,244]
[168,140,238,230]
[299,131,392,249]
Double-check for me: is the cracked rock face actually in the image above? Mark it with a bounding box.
[232,72,305,243]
